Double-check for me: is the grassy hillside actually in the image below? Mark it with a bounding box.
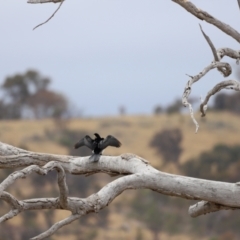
[1,112,240,167]
[0,112,240,240]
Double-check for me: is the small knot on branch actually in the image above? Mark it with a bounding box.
[121,153,149,164]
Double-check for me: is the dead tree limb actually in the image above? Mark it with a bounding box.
[172,0,240,43]
[28,0,62,3]
[0,142,240,239]
[30,0,64,30]
[171,0,240,131]
[200,80,240,117]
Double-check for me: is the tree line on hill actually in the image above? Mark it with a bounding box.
[0,70,70,119]
[2,69,240,120]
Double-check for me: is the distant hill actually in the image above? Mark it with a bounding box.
[1,112,240,240]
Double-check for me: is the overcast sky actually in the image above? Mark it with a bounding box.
[0,0,239,116]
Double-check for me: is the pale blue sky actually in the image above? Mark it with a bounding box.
[0,0,239,116]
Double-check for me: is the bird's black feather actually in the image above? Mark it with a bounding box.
[99,135,121,150]
[74,133,121,159]
[74,135,94,150]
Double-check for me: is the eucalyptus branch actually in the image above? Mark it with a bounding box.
[182,62,231,132]
[199,24,228,76]
[1,142,240,238]
[172,0,240,43]
[217,48,240,63]
[189,201,238,218]
[199,24,219,62]
[0,209,21,223]
[1,191,22,209]
[200,80,240,117]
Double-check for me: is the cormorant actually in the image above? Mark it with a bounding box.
[74,133,121,162]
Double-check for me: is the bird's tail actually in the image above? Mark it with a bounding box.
[89,154,101,162]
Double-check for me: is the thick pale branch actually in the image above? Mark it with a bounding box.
[0,161,69,209]
[1,191,22,209]
[0,165,47,194]
[217,48,240,63]
[0,153,73,169]
[172,0,240,43]
[22,198,60,210]
[1,143,240,238]
[200,80,240,117]
[0,209,20,223]
[55,164,68,208]
[189,201,238,218]
[12,171,240,211]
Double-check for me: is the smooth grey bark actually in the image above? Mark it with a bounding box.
[0,142,240,239]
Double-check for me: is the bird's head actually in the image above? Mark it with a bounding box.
[94,133,101,139]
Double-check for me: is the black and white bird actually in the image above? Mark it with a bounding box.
[74,133,121,162]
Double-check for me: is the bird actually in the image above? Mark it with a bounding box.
[74,133,121,162]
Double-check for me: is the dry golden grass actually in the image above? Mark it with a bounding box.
[1,112,240,239]
[1,112,240,168]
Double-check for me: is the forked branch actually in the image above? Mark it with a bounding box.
[172,0,240,43]
[189,201,238,218]
[1,142,240,238]
[178,1,240,131]
[200,80,240,117]
[182,62,231,132]
[31,0,64,30]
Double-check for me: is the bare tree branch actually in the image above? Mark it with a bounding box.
[199,24,229,77]
[172,0,240,43]
[55,164,68,208]
[217,48,240,63]
[174,2,240,132]
[28,0,62,4]
[33,0,64,30]
[1,142,240,238]
[0,209,21,223]
[189,201,238,218]
[182,62,231,132]
[199,24,219,62]
[182,62,232,106]
[30,214,81,240]
[200,80,240,117]
[1,191,22,209]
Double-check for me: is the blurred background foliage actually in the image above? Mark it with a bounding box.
[1,70,240,240]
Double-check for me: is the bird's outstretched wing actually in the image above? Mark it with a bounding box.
[74,135,94,150]
[99,135,121,150]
